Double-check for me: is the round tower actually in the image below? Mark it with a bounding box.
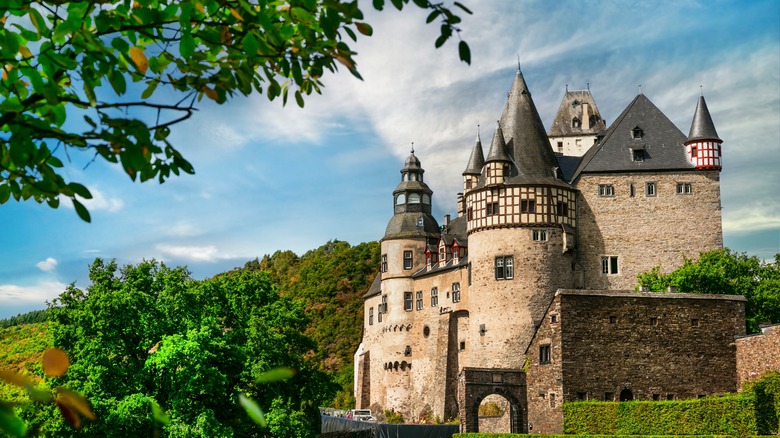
[462,68,577,368]
[685,95,722,170]
[371,147,440,413]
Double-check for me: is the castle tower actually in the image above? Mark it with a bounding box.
[463,131,485,193]
[548,88,607,156]
[462,68,578,368]
[358,148,441,413]
[686,95,722,170]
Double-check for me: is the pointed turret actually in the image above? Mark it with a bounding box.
[484,121,512,186]
[499,67,568,186]
[463,130,485,193]
[685,95,722,170]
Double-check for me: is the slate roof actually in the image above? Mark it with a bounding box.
[364,272,381,298]
[687,95,721,143]
[555,154,584,182]
[413,255,468,279]
[571,94,693,180]
[485,122,512,163]
[548,90,607,137]
[383,212,440,240]
[463,134,485,175]
[483,68,571,189]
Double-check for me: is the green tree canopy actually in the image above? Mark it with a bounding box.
[36,259,335,437]
[637,249,780,333]
[0,0,471,221]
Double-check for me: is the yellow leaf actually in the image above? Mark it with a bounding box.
[202,86,218,101]
[194,1,204,13]
[42,348,70,377]
[230,7,243,21]
[57,387,96,421]
[129,46,149,74]
[333,53,354,70]
[18,45,33,59]
[0,368,34,388]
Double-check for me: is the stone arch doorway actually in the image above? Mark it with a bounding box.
[619,388,633,401]
[458,367,527,433]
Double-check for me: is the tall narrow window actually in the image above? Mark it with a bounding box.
[467,207,473,220]
[629,182,635,198]
[381,254,387,273]
[415,291,423,311]
[539,345,551,364]
[403,250,413,270]
[486,202,499,216]
[431,287,438,307]
[691,146,698,157]
[369,307,374,325]
[646,182,656,197]
[495,256,514,280]
[468,263,472,286]
[452,282,461,303]
[533,230,547,241]
[404,292,413,311]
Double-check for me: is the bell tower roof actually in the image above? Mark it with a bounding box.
[384,147,440,240]
[687,95,721,143]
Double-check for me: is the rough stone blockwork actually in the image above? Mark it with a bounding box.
[736,324,780,390]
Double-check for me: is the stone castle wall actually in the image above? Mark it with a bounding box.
[576,170,722,290]
[736,324,780,390]
[525,293,564,434]
[559,291,745,401]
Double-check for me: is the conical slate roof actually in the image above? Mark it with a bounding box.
[463,134,485,175]
[686,95,721,143]
[499,68,569,187]
[485,122,512,164]
[571,94,693,180]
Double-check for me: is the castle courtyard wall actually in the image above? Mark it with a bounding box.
[736,324,780,390]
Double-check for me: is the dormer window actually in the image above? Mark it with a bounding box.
[632,126,644,139]
[572,117,581,128]
[632,150,644,162]
[439,248,445,263]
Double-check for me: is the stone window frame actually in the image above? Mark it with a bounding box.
[602,255,619,275]
[598,184,615,197]
[539,344,551,365]
[676,182,693,195]
[495,256,514,280]
[645,181,656,197]
[403,292,413,311]
[415,291,423,311]
[629,182,636,197]
[430,287,438,307]
[381,254,387,273]
[403,250,413,270]
[532,229,547,242]
[369,307,374,325]
[452,282,461,303]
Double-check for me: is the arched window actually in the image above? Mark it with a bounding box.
[396,194,406,205]
[619,389,634,401]
[408,193,421,204]
[422,194,431,204]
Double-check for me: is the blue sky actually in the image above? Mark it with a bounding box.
[1,0,779,319]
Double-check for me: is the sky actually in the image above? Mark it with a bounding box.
[1,0,779,319]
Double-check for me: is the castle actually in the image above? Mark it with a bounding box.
[354,67,747,434]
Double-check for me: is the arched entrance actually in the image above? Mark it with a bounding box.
[458,367,527,433]
[619,388,634,401]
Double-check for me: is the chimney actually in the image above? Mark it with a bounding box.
[457,193,464,217]
[582,102,590,129]
[444,214,451,228]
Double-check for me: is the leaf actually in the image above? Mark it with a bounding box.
[56,401,81,429]
[202,86,218,101]
[72,199,91,223]
[0,369,33,388]
[141,80,159,99]
[355,22,373,36]
[0,405,27,438]
[454,1,473,14]
[294,90,304,108]
[67,183,92,199]
[229,7,243,21]
[242,33,258,57]
[426,10,441,23]
[180,33,195,58]
[0,185,10,204]
[238,394,266,427]
[57,387,96,421]
[129,47,149,73]
[458,40,471,64]
[255,367,296,383]
[42,348,70,377]
[151,401,170,425]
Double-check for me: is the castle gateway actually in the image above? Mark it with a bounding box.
[355,68,745,434]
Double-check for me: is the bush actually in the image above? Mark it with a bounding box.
[383,409,404,424]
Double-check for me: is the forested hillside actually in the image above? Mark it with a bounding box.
[242,240,381,407]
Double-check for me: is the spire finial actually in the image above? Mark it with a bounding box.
[638,84,643,95]
[565,84,568,92]
[516,54,521,71]
[587,82,590,91]
[700,85,703,96]
[410,142,414,154]
[477,124,481,139]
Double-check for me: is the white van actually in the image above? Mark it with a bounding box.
[350,409,376,422]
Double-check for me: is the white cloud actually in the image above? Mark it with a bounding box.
[156,243,236,263]
[61,186,124,213]
[0,280,69,305]
[36,257,58,272]
[167,221,203,238]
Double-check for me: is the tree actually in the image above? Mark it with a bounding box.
[37,259,335,437]
[637,249,780,333]
[0,0,471,221]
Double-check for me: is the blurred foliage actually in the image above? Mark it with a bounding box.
[242,239,381,408]
[637,249,780,333]
[0,0,470,221]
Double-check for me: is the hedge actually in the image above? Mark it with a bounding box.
[563,371,780,436]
